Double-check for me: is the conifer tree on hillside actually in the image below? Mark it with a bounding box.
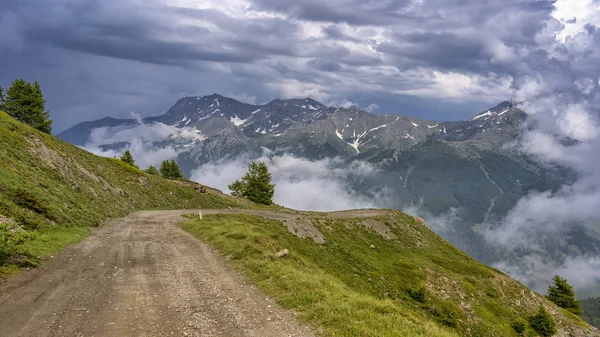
[159,160,184,180]
[2,79,52,134]
[145,165,159,175]
[228,161,275,205]
[120,150,138,168]
[529,306,557,337]
[547,275,582,315]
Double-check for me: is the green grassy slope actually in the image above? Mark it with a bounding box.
[182,213,596,337]
[0,110,251,275]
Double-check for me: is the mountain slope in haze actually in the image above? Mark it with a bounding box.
[182,212,597,336]
[582,297,600,329]
[0,110,253,275]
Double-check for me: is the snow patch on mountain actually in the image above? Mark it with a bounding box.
[174,116,189,126]
[369,124,387,132]
[471,110,494,121]
[230,115,248,126]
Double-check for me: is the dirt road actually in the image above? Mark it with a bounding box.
[0,210,325,337]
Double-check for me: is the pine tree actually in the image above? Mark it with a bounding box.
[159,160,184,180]
[228,161,275,205]
[145,165,159,175]
[529,306,557,337]
[3,79,52,134]
[160,160,170,178]
[547,275,582,315]
[169,160,184,180]
[120,150,137,168]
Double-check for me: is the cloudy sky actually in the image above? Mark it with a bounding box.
[1,0,596,132]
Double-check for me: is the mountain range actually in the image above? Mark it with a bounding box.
[2,108,596,336]
[60,94,525,163]
[58,94,597,294]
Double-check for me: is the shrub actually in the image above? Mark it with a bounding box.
[427,299,465,328]
[8,188,52,219]
[0,222,36,257]
[145,165,159,175]
[408,286,427,303]
[529,306,557,337]
[511,320,526,334]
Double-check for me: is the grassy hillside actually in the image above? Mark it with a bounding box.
[182,213,596,337]
[0,110,252,275]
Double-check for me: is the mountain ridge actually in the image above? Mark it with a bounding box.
[55,94,600,299]
[58,94,524,155]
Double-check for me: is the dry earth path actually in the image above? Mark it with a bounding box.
[0,209,394,337]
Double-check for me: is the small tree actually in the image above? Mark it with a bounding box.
[228,161,275,205]
[529,306,556,337]
[120,150,138,168]
[3,79,52,133]
[228,180,246,197]
[547,275,582,315]
[160,160,184,180]
[145,165,159,175]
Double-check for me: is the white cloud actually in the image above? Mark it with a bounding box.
[83,121,203,169]
[364,103,379,112]
[553,0,600,42]
[191,153,387,211]
[401,71,513,102]
[494,255,600,294]
[224,92,257,105]
[480,1,600,292]
[328,99,358,109]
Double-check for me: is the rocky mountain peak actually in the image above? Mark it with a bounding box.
[58,94,529,160]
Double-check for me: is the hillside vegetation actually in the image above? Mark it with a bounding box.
[0,110,250,275]
[182,213,596,337]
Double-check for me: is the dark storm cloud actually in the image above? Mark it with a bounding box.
[376,32,489,73]
[10,1,302,66]
[0,0,583,132]
[250,0,417,26]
